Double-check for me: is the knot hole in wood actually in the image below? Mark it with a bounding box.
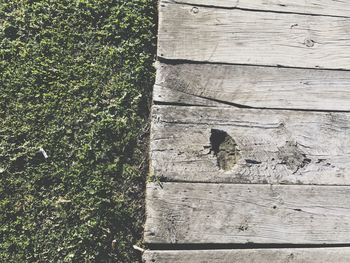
[210,129,240,171]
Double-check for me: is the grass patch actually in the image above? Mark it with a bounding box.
[0,0,157,262]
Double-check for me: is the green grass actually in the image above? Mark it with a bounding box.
[0,0,157,262]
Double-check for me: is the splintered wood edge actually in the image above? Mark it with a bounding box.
[144,182,350,244]
[143,248,350,262]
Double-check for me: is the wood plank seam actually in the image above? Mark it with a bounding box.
[157,57,350,72]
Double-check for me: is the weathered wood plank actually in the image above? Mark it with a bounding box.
[143,248,350,262]
[156,62,350,111]
[151,105,350,184]
[170,0,350,18]
[159,1,350,69]
[144,182,350,244]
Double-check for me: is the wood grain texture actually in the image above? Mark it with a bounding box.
[143,248,350,262]
[153,84,222,107]
[144,182,350,244]
[170,0,350,18]
[156,62,350,111]
[151,105,350,184]
[159,1,350,69]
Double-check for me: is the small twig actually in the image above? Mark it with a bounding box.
[39,147,48,159]
[133,245,145,253]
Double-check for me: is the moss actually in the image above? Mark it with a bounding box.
[0,0,157,262]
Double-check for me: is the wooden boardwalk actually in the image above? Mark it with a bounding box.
[143,0,350,261]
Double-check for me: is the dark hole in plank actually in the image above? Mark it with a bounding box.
[210,129,239,171]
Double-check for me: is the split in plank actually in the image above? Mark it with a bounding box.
[169,0,350,18]
[145,182,350,244]
[153,85,222,107]
[151,105,350,185]
[155,62,350,111]
[159,1,350,70]
[143,248,350,262]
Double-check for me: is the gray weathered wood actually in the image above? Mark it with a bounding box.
[153,84,222,107]
[143,248,350,262]
[145,182,350,244]
[156,62,350,111]
[148,0,350,254]
[169,0,350,18]
[159,1,350,69]
[151,105,350,184]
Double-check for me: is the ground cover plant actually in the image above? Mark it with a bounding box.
[0,0,157,261]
